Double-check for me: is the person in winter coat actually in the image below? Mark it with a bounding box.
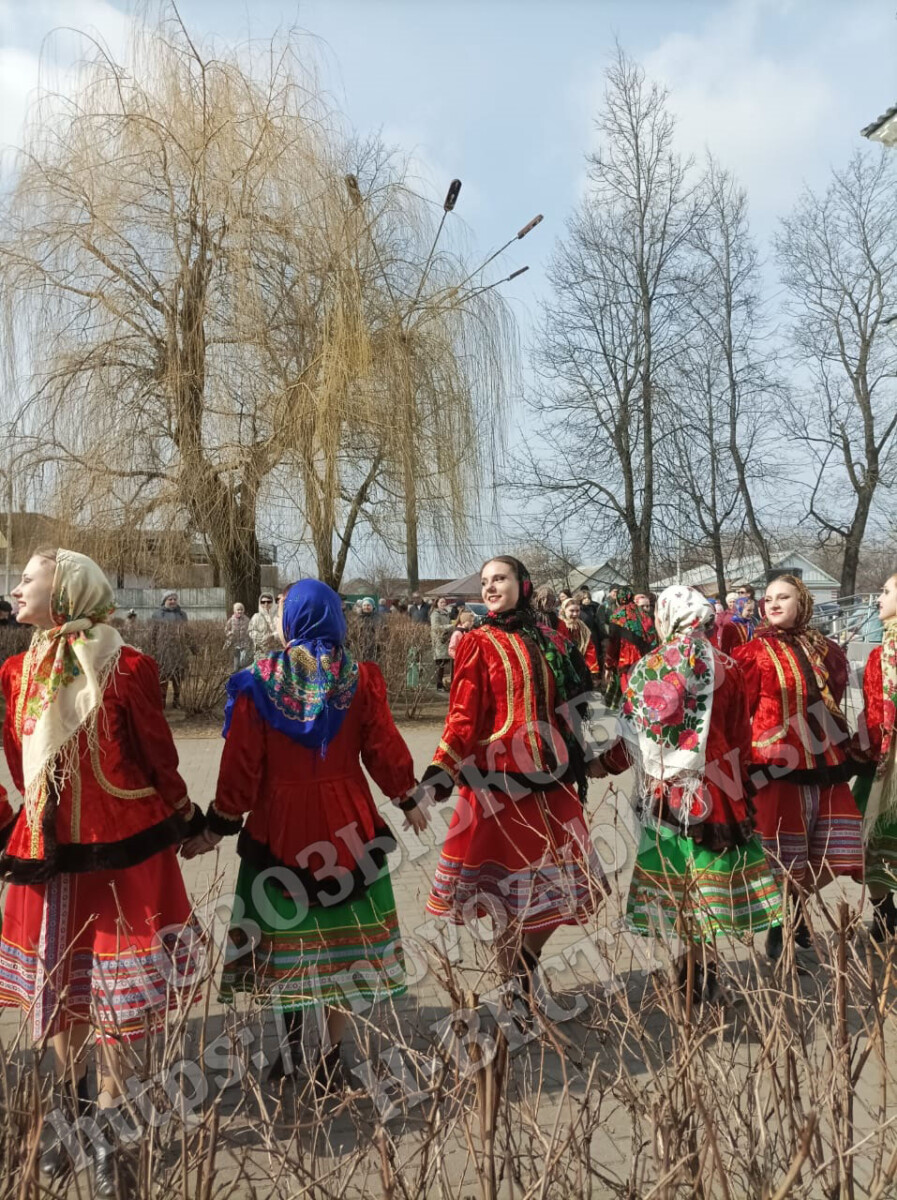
[408,594,431,624]
[149,591,191,709]
[430,597,453,691]
[249,593,280,660]
[448,608,476,658]
[224,603,252,672]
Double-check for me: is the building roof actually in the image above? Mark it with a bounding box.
[651,550,840,595]
[861,103,897,144]
[567,560,629,591]
[427,572,483,599]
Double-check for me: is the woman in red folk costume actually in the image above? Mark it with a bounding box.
[604,589,658,708]
[713,596,756,655]
[183,579,424,1095]
[595,586,779,1004]
[733,574,863,962]
[852,571,897,940]
[417,556,607,1009]
[0,549,204,1192]
[558,595,601,683]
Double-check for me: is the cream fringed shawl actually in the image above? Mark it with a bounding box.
[17,550,123,828]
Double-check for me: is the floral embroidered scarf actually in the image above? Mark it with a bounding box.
[610,590,657,651]
[223,579,358,755]
[865,616,897,840]
[621,585,716,828]
[18,550,122,829]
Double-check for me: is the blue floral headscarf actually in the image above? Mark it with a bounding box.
[222,580,359,754]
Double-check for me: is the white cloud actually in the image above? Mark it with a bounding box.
[578,0,894,241]
[641,0,837,229]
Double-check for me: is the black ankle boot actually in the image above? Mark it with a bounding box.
[766,924,784,962]
[267,1009,304,1081]
[313,1045,343,1100]
[92,1111,127,1199]
[871,893,897,944]
[513,946,540,998]
[39,1072,92,1180]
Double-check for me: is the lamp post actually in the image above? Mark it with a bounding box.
[345,173,543,592]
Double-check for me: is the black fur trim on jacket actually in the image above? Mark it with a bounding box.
[0,814,192,884]
[235,826,398,908]
[420,760,580,802]
[749,758,859,790]
[206,804,245,837]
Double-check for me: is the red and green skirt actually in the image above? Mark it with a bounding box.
[425,783,608,934]
[854,775,897,889]
[0,848,203,1043]
[219,861,406,1011]
[752,779,864,884]
[627,823,781,942]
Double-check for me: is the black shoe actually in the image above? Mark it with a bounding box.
[91,1110,132,1199]
[794,902,813,950]
[766,924,784,962]
[267,1009,304,1081]
[312,1045,343,1100]
[871,893,897,944]
[513,946,540,998]
[39,1073,91,1180]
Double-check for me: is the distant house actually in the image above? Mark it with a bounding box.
[426,572,483,601]
[861,104,897,147]
[651,551,840,606]
[342,576,451,600]
[564,560,629,595]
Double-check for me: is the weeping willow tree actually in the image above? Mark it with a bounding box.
[0,8,517,602]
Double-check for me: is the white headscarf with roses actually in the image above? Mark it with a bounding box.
[621,585,717,828]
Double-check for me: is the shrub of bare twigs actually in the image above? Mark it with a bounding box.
[345,613,433,719]
[3,810,897,1200]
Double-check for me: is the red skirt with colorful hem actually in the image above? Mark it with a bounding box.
[425,783,608,934]
[752,779,864,884]
[0,847,203,1043]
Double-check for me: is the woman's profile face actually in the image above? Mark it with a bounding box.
[481,561,519,614]
[11,555,56,628]
[878,575,897,623]
[764,581,801,629]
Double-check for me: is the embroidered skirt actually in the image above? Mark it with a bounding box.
[853,775,897,889]
[752,780,864,884]
[626,823,781,942]
[425,783,608,933]
[219,862,406,1011]
[0,848,203,1043]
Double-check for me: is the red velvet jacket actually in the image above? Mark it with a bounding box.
[604,631,644,678]
[600,649,757,850]
[852,646,890,773]
[421,625,584,800]
[733,631,855,787]
[207,661,415,906]
[713,619,750,655]
[0,647,200,882]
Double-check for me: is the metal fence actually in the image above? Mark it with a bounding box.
[113,587,228,622]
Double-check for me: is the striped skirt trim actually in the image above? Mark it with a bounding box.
[0,854,203,1043]
[626,828,781,942]
[425,851,601,933]
[219,863,406,1011]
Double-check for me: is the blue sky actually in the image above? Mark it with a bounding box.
[2,0,896,573]
[4,0,896,329]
